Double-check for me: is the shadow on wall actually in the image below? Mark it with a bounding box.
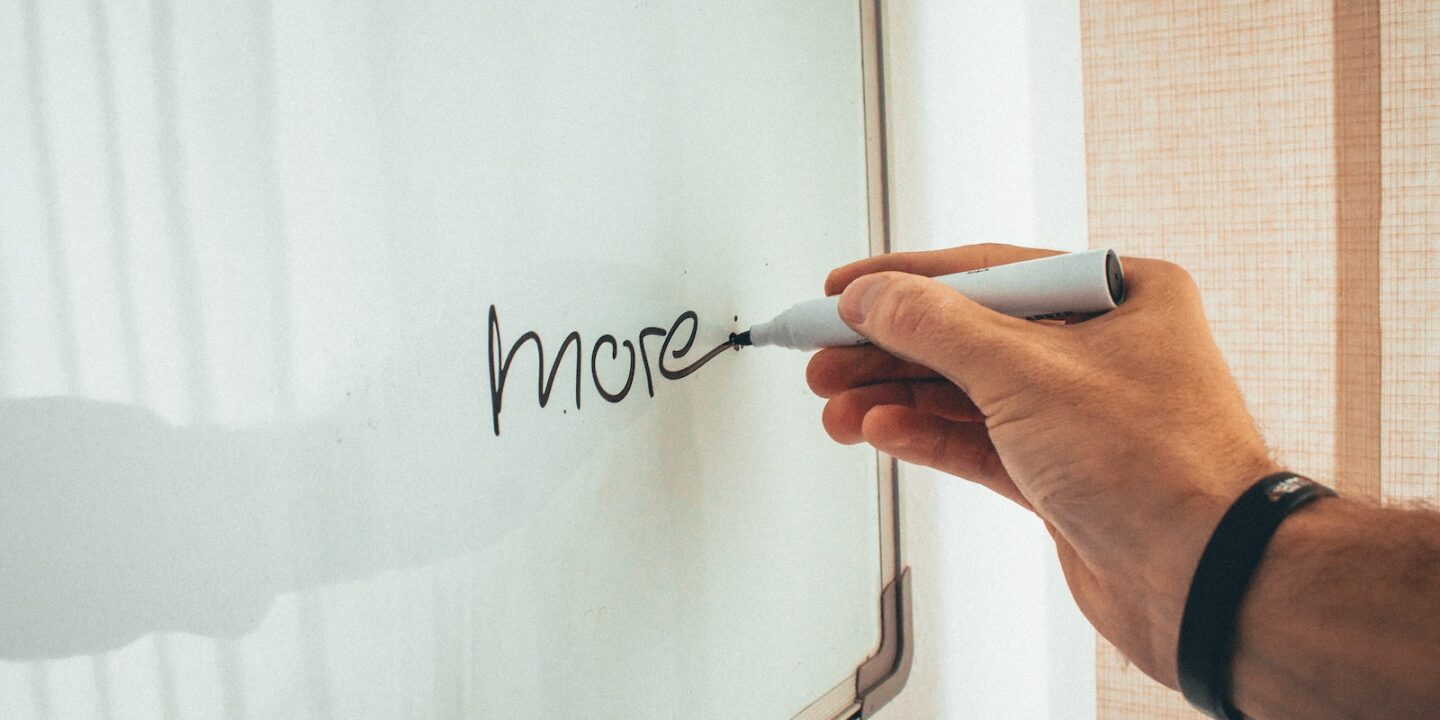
[0,397,396,661]
[0,398,292,658]
[0,303,712,662]
[0,379,538,662]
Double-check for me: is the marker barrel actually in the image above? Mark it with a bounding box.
[748,248,1124,351]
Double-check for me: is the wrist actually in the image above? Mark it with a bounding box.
[1138,457,1288,687]
[1176,471,1337,718]
[1226,497,1349,719]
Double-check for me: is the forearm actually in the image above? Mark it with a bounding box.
[1229,498,1440,720]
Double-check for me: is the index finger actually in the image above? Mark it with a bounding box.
[825,243,1065,296]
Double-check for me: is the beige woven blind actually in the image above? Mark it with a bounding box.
[1079,0,1439,716]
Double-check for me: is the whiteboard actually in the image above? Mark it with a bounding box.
[0,0,908,718]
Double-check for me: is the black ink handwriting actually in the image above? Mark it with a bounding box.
[487,306,735,435]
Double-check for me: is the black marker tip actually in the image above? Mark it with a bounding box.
[731,330,752,347]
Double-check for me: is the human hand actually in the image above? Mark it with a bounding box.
[807,243,1281,686]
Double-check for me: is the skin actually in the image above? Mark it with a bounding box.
[809,243,1440,720]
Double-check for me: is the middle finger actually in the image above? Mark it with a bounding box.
[806,344,941,398]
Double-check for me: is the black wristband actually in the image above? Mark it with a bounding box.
[1177,472,1336,719]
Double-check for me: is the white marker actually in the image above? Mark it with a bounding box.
[733,248,1125,351]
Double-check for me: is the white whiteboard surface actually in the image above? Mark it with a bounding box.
[0,0,897,718]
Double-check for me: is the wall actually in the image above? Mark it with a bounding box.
[876,1,1096,718]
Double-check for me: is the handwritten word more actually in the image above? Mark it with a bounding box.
[486,306,736,435]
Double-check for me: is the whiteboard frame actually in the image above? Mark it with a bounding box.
[790,2,911,718]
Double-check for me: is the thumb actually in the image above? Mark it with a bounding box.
[837,271,1036,393]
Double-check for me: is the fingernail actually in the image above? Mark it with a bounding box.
[839,274,888,324]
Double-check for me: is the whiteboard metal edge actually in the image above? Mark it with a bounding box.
[794,678,862,720]
[793,1,912,718]
[852,0,913,712]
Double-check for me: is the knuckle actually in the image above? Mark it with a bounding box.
[874,279,947,338]
[924,426,952,469]
[972,242,1008,267]
[1163,259,1197,283]
[1125,258,1203,307]
[1151,259,1199,291]
[1157,263,1205,310]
